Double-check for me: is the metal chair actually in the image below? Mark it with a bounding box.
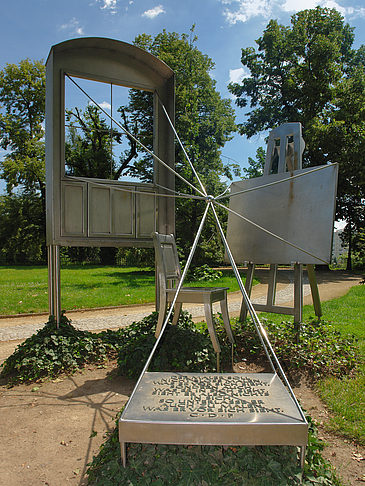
[152,232,235,370]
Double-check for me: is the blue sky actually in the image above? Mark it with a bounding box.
[1,0,365,193]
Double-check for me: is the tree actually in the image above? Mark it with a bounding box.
[229,7,365,269]
[124,28,237,264]
[65,105,138,180]
[0,59,46,263]
[0,59,46,198]
[229,7,354,143]
[243,147,265,179]
[0,191,44,264]
[311,66,365,269]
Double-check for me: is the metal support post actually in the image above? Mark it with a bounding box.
[48,245,61,326]
[267,264,278,306]
[299,445,306,469]
[47,245,54,317]
[307,264,322,318]
[293,263,303,338]
[239,262,255,321]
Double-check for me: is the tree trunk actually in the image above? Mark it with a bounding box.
[346,224,352,271]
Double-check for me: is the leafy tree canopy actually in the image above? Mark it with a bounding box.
[125,28,237,263]
[0,59,45,195]
[128,28,237,190]
[0,59,47,264]
[229,7,355,141]
[229,7,365,269]
[243,146,265,179]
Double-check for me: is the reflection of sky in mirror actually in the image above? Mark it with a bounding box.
[64,76,152,183]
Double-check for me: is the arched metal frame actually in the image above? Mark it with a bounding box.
[45,38,175,320]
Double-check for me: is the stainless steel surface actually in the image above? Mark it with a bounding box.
[119,372,308,455]
[212,203,306,421]
[125,204,211,411]
[122,372,305,424]
[62,181,87,236]
[264,122,305,175]
[48,245,61,325]
[226,164,338,264]
[46,37,175,248]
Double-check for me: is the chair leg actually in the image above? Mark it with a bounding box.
[204,302,221,354]
[220,298,235,344]
[155,294,168,338]
[172,302,182,326]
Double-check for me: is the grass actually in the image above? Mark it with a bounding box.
[261,284,365,445]
[314,285,365,444]
[1,277,359,484]
[0,265,251,315]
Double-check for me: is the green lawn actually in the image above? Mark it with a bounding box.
[262,284,365,445]
[315,285,365,444]
[0,265,249,315]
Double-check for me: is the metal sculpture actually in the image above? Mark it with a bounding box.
[225,123,338,323]
[45,38,175,323]
[46,38,339,470]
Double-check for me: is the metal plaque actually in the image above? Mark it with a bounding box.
[226,164,338,264]
[119,372,307,460]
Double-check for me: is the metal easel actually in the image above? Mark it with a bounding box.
[239,124,322,328]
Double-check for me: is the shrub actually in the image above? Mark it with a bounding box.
[231,317,359,379]
[86,411,341,486]
[0,314,113,384]
[188,264,223,282]
[116,312,218,379]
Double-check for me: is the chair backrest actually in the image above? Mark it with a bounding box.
[152,232,181,288]
[264,122,305,176]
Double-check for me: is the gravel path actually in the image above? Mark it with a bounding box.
[0,277,312,342]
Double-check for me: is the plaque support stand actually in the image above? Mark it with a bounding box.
[239,263,322,326]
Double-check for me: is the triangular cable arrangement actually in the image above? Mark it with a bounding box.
[65,74,316,416]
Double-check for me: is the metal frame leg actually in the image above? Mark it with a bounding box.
[267,264,278,306]
[172,302,182,325]
[294,263,303,339]
[299,445,306,469]
[204,301,221,372]
[220,294,234,344]
[204,300,221,355]
[120,441,127,467]
[48,245,61,326]
[307,264,322,318]
[155,294,168,338]
[239,262,255,321]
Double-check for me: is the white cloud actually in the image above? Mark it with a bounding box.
[223,0,272,24]
[99,101,111,110]
[142,5,165,19]
[282,0,365,17]
[222,0,365,23]
[59,18,84,35]
[97,0,118,14]
[229,67,250,83]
